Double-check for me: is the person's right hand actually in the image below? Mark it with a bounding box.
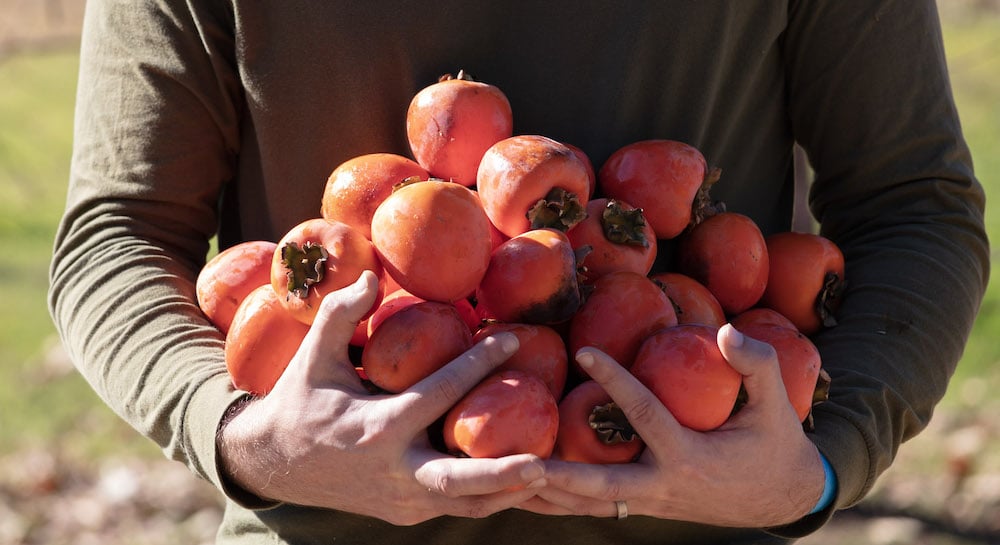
[217,271,546,525]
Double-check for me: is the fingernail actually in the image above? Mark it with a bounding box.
[729,325,745,348]
[521,461,544,482]
[576,350,594,369]
[500,333,519,354]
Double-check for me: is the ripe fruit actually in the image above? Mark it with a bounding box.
[475,228,583,325]
[473,321,569,399]
[196,240,277,334]
[225,284,310,395]
[567,198,657,282]
[569,270,677,370]
[476,134,591,237]
[649,272,726,328]
[271,218,383,326]
[730,307,798,331]
[737,323,823,423]
[406,71,513,186]
[760,231,846,335]
[362,301,473,393]
[676,212,769,316]
[598,140,721,239]
[553,380,644,464]
[370,180,493,303]
[443,370,559,459]
[320,153,430,239]
[630,324,742,431]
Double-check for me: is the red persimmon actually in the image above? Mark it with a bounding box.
[196,240,277,334]
[443,370,559,459]
[649,272,726,328]
[225,284,310,396]
[598,139,720,239]
[271,218,383,326]
[406,70,513,186]
[760,231,846,335]
[553,380,644,464]
[476,134,591,237]
[362,300,473,393]
[676,212,769,316]
[320,153,430,240]
[475,228,583,325]
[473,322,569,399]
[737,323,823,423]
[370,180,493,303]
[567,198,657,282]
[568,270,677,370]
[630,324,742,431]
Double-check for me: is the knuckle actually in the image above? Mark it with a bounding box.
[624,396,660,427]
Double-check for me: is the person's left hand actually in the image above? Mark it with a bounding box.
[518,324,826,527]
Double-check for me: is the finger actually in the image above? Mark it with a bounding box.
[400,332,519,429]
[412,451,546,498]
[295,270,381,386]
[717,324,788,413]
[520,486,620,518]
[574,347,680,446]
[540,458,649,506]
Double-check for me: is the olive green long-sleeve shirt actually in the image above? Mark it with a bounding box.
[50,1,988,543]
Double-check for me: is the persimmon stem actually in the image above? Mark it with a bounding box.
[589,402,640,445]
[281,241,328,300]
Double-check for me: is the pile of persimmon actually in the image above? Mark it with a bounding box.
[195,70,844,464]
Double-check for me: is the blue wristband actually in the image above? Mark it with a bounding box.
[808,452,838,515]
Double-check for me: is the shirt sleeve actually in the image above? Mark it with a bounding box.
[772,0,989,535]
[48,0,248,495]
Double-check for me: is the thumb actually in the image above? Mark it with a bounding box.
[717,323,788,413]
[290,270,381,387]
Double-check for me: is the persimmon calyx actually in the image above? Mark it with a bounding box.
[816,272,846,328]
[803,368,833,432]
[589,402,640,445]
[601,199,650,248]
[689,165,726,228]
[281,241,328,300]
[526,187,587,232]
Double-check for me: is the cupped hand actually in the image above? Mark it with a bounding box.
[520,324,825,527]
[217,271,546,525]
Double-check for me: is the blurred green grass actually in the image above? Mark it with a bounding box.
[0,13,997,460]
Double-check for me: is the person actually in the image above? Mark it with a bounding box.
[49,1,988,544]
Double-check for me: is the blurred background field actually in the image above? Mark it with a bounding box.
[0,1,997,544]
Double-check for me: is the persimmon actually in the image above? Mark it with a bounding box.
[760,231,846,335]
[568,270,677,371]
[225,284,310,396]
[649,272,726,328]
[737,323,826,423]
[553,380,644,464]
[196,240,277,334]
[406,70,513,186]
[676,212,769,316]
[476,134,591,237]
[271,218,383,326]
[361,300,473,393]
[598,139,721,239]
[568,198,657,282]
[443,370,559,459]
[320,153,430,239]
[370,180,493,303]
[473,322,569,399]
[475,228,583,325]
[730,307,798,331]
[630,324,742,432]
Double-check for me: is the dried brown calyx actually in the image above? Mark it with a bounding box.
[280,241,328,300]
[527,187,588,232]
[589,402,640,445]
